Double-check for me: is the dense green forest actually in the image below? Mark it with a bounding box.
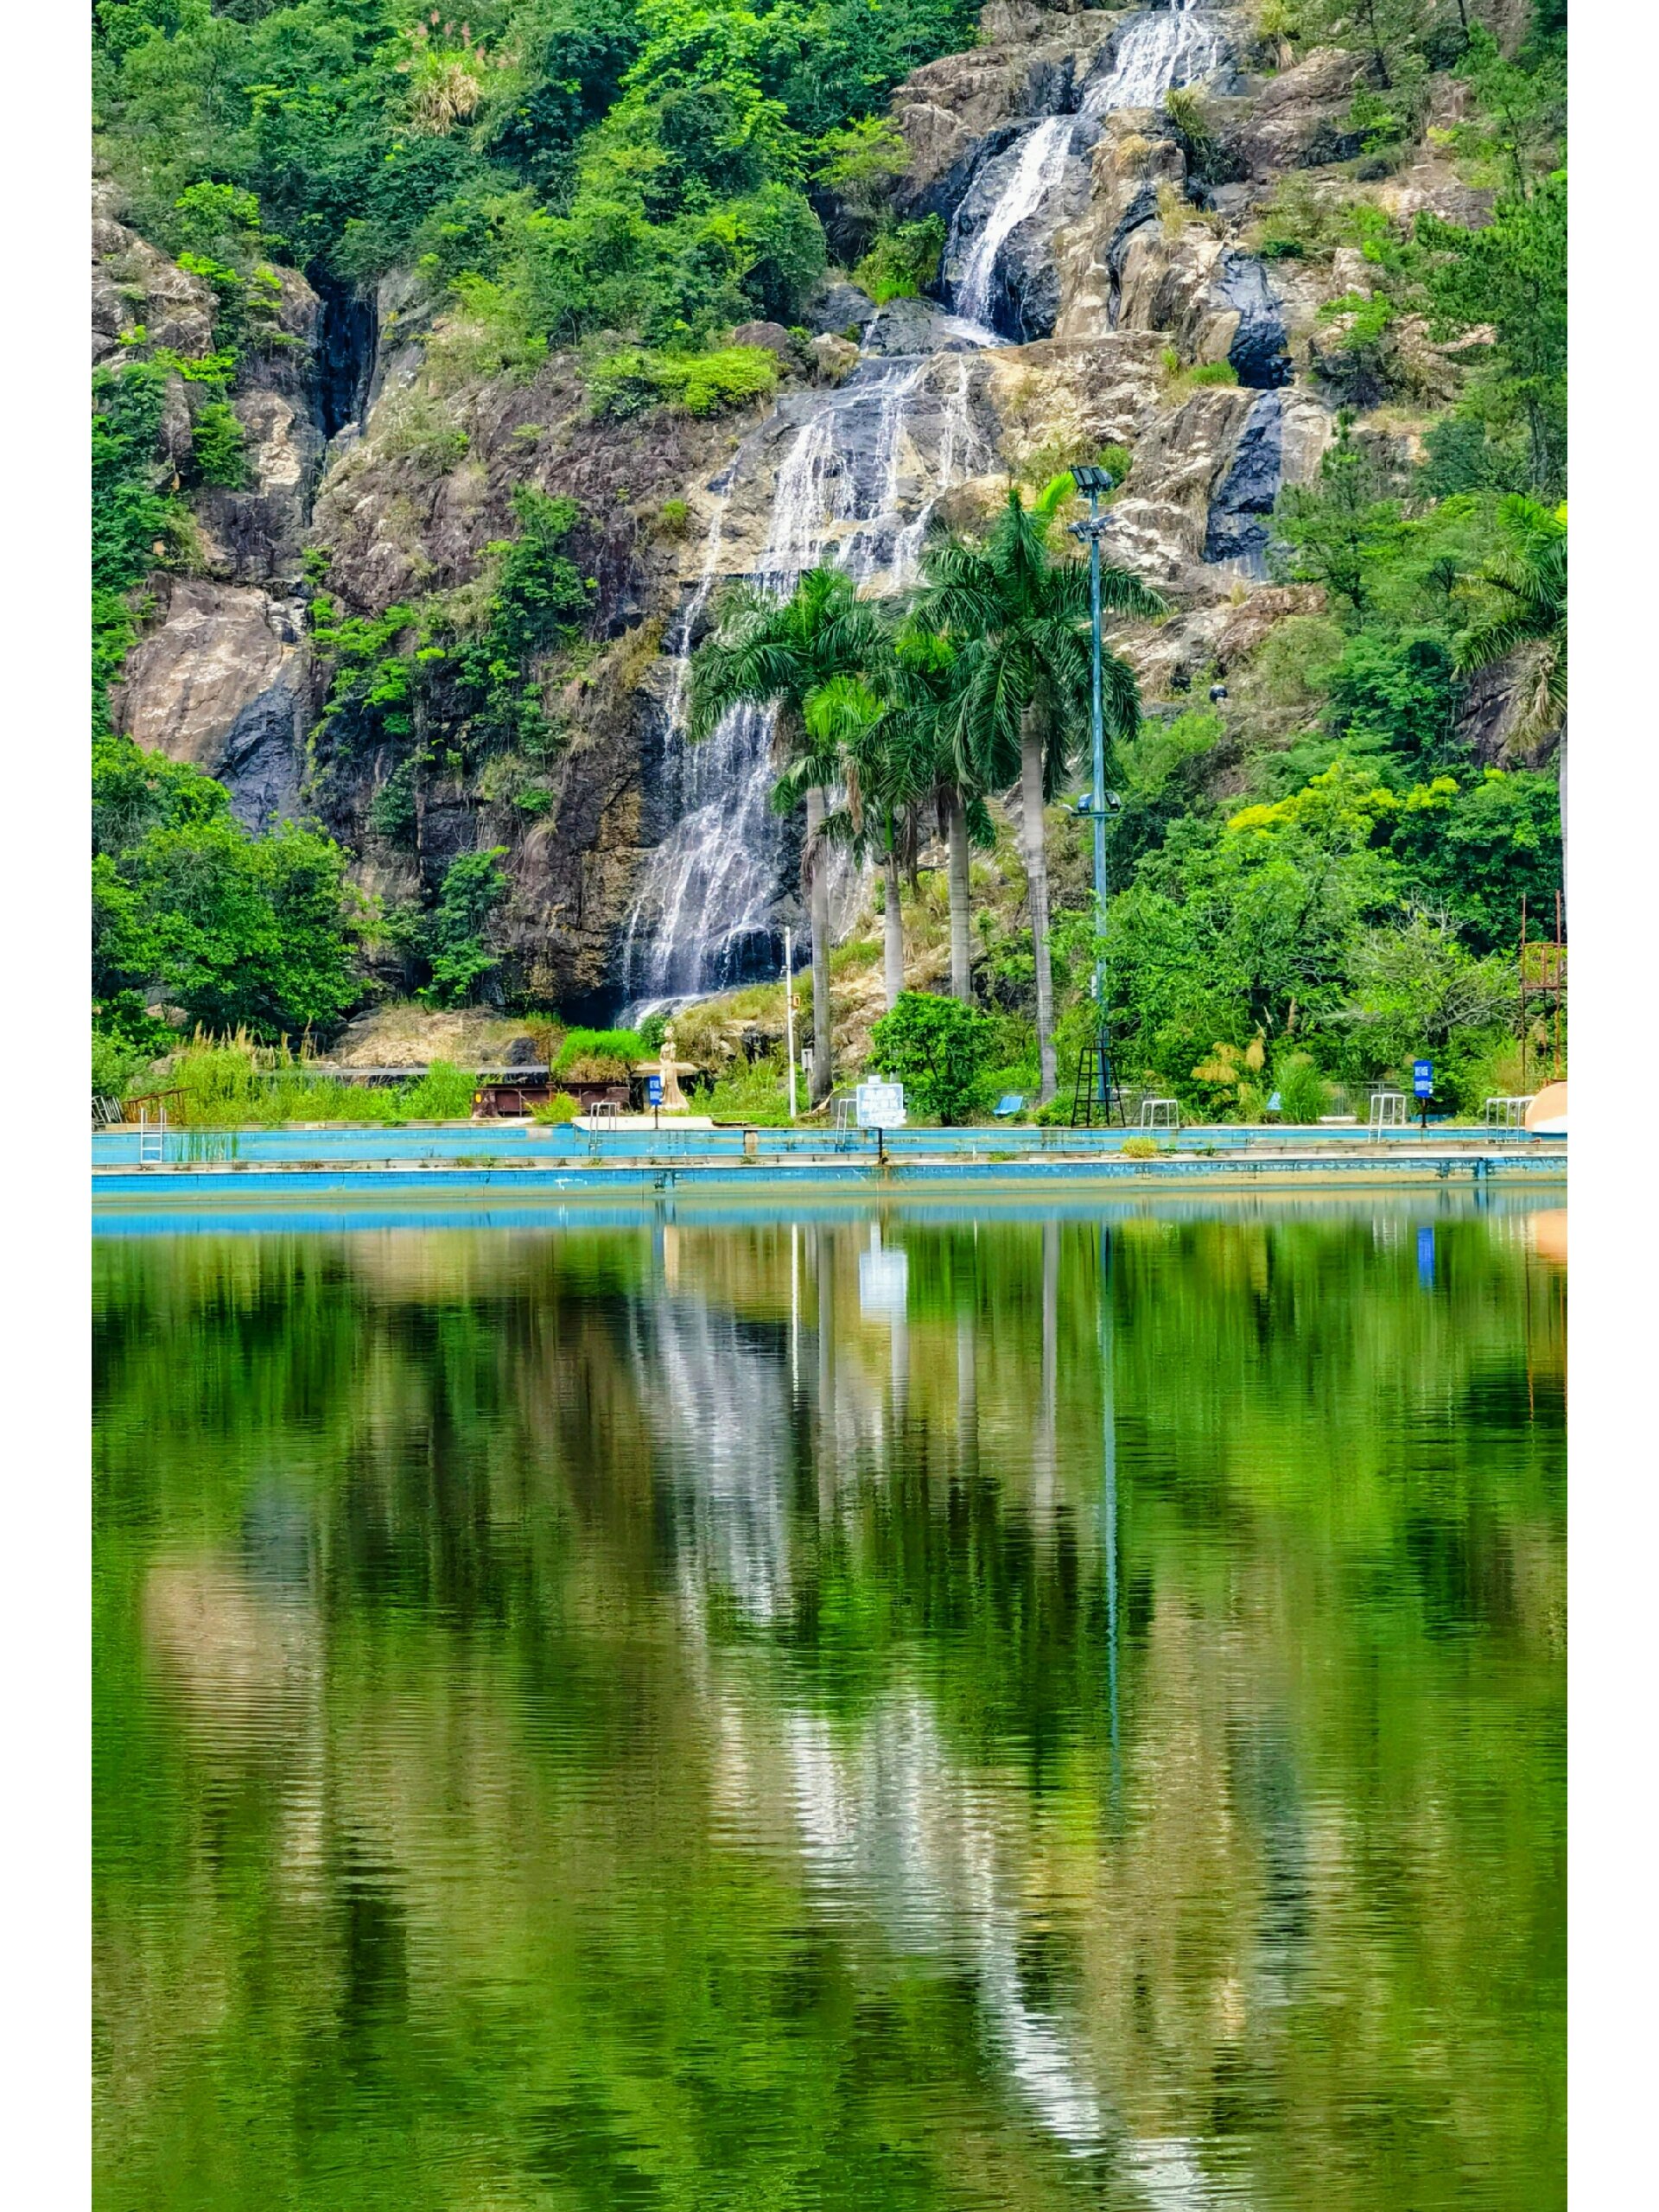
[91,0,1566,1119]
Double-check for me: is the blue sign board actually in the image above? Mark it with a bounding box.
[1413,1059,1433,1097]
[647,1074,663,1108]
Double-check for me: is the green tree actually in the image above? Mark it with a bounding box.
[911,480,1162,1100]
[1417,176,1567,493]
[98,807,358,1039]
[1339,908,1514,1069]
[421,848,511,1007]
[689,565,885,1103]
[868,989,996,1123]
[1453,493,1566,750]
[1389,768,1561,955]
[1274,423,1404,614]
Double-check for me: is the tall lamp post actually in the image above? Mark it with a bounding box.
[1069,467,1121,1119]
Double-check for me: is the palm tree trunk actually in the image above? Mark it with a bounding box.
[1557,715,1567,925]
[881,839,905,1012]
[945,787,972,1005]
[806,785,833,1104]
[1020,718,1057,1103]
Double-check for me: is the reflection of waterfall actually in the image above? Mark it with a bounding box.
[641,1225,1231,2204]
[785,1694,1108,2151]
[951,116,1077,327]
[626,1287,796,1621]
[1083,0,1228,115]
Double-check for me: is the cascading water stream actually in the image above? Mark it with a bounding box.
[616,2,1232,1020]
[951,114,1078,330]
[619,356,936,1016]
[1083,0,1227,116]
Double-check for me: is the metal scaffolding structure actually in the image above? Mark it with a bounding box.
[1519,892,1567,1092]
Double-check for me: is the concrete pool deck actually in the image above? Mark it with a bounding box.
[93,1120,1565,1210]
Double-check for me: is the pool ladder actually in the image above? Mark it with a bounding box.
[137,1105,168,1164]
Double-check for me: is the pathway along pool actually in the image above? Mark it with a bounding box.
[94,1197,1564,2210]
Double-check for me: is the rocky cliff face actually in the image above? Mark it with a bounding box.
[96,0,1504,1015]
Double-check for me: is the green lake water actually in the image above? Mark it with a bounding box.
[93,1197,1566,2211]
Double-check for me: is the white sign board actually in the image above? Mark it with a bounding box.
[855,1079,906,1128]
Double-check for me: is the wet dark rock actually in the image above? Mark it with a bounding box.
[801,282,878,336]
[1204,391,1283,567]
[1217,253,1291,389]
[218,665,308,831]
[943,118,1096,342]
[315,280,376,438]
[863,297,989,356]
[1106,183,1161,327]
[905,124,1024,230]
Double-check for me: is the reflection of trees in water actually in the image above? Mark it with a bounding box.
[94,1205,1565,2210]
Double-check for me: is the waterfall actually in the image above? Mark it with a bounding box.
[887,356,989,589]
[619,357,933,1016]
[1083,0,1227,116]
[951,115,1077,329]
[615,3,1233,1019]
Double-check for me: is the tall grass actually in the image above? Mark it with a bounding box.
[149,1035,481,1126]
[554,1027,644,1079]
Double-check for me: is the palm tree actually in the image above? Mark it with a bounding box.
[1455,494,1566,740]
[885,612,983,1007]
[688,566,884,1104]
[1455,493,1567,893]
[783,664,936,1013]
[911,478,1164,1101]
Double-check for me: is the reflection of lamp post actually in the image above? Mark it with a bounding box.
[784,926,798,1121]
[1069,466,1122,1117]
[1098,1224,1121,1813]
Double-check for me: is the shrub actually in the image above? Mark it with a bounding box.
[868,991,997,1125]
[531,1090,582,1124]
[188,400,250,489]
[1187,359,1240,386]
[368,758,419,848]
[554,1027,645,1079]
[92,1024,154,1102]
[1273,1052,1330,1123]
[420,849,510,1007]
[1121,1135,1164,1159]
[400,1060,478,1119]
[707,1053,791,1125]
[587,345,779,420]
[853,214,945,304]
